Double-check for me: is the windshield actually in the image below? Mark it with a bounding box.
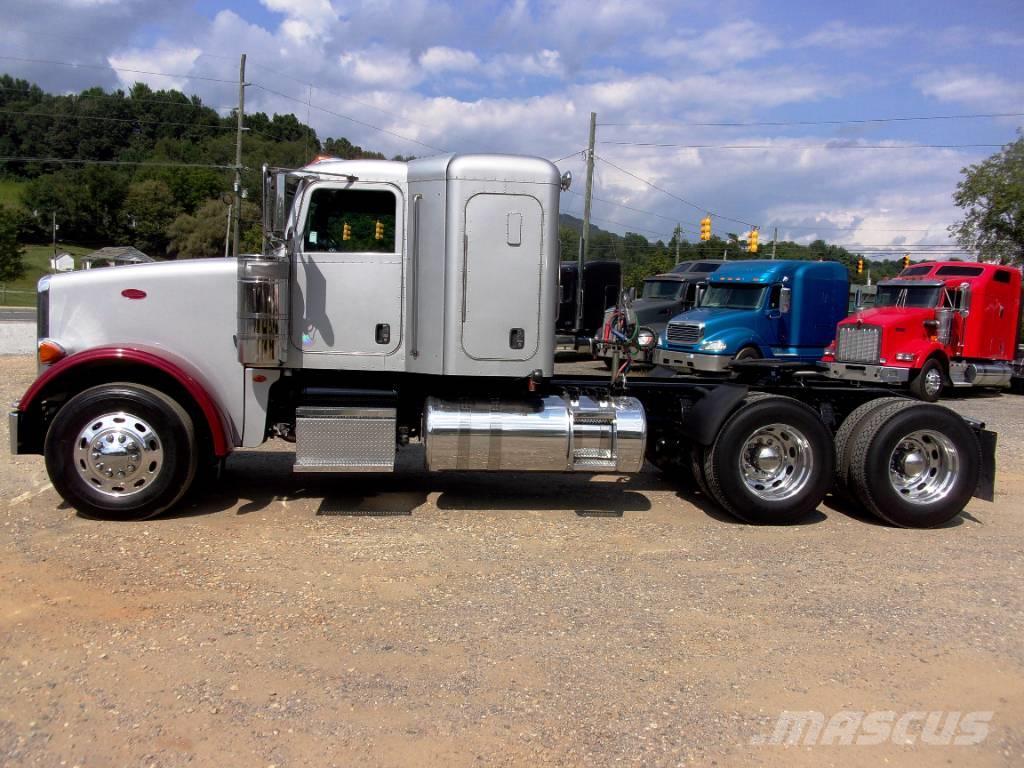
[875,285,941,309]
[700,284,767,310]
[642,280,683,300]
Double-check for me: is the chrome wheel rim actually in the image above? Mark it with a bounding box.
[74,412,164,498]
[738,423,813,501]
[923,368,943,397]
[888,429,958,505]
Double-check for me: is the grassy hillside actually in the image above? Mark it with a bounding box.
[0,243,92,307]
[0,179,25,206]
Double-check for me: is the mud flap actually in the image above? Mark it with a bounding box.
[974,427,997,502]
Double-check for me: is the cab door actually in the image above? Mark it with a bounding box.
[291,183,403,358]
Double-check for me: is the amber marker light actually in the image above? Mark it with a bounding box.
[38,338,66,365]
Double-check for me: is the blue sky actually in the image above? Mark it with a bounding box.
[2,0,1022,255]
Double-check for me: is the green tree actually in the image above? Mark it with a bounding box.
[167,198,260,259]
[950,132,1024,264]
[0,207,26,281]
[124,179,181,256]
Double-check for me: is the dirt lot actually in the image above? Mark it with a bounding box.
[2,353,1023,767]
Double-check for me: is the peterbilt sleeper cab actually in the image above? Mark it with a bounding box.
[654,260,849,373]
[8,155,997,529]
[823,261,1022,402]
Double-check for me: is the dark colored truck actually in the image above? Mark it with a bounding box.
[555,260,621,352]
[593,260,724,367]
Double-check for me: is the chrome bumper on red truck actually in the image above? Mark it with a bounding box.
[825,362,911,384]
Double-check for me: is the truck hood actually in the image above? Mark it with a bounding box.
[632,298,682,325]
[670,306,750,327]
[844,306,935,327]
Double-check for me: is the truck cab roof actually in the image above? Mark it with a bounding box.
[893,261,1020,289]
[708,259,847,284]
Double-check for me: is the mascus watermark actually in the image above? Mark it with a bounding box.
[751,710,993,746]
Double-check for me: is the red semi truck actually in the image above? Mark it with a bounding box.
[823,261,1022,401]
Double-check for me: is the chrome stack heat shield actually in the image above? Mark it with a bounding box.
[424,395,646,473]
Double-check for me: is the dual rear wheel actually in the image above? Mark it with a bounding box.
[686,393,979,528]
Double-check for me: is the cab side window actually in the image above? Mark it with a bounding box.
[768,285,782,310]
[303,188,396,253]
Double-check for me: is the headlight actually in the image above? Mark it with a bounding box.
[895,352,915,362]
[636,328,656,349]
[700,339,728,353]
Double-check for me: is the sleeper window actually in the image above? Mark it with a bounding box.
[303,188,397,253]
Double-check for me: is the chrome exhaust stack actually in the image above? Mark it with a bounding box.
[424,395,646,473]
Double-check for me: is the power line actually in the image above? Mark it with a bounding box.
[250,82,448,154]
[598,112,1024,128]
[0,156,237,170]
[595,154,756,228]
[551,149,585,163]
[600,141,1004,151]
[0,55,237,85]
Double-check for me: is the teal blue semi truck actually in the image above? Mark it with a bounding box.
[653,260,849,373]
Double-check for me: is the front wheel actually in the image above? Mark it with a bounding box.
[733,346,761,363]
[702,394,833,524]
[909,358,944,402]
[44,384,198,520]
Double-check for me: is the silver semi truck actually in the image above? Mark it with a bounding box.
[9,154,996,528]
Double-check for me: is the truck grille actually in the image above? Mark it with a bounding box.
[666,321,703,345]
[836,325,881,363]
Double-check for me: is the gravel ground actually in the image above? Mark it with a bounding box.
[2,353,1023,767]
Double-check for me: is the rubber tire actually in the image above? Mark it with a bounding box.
[702,393,833,524]
[847,401,980,528]
[832,396,912,496]
[689,445,712,498]
[908,358,944,402]
[734,346,761,362]
[44,384,198,521]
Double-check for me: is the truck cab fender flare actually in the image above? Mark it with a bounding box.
[16,346,233,457]
[681,383,750,446]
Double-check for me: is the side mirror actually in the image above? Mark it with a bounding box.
[695,284,707,306]
[853,287,863,309]
[780,286,792,314]
[560,170,573,191]
[959,282,971,317]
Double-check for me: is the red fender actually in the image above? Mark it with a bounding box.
[17,347,233,457]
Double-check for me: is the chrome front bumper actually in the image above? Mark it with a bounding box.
[825,362,911,384]
[653,348,733,373]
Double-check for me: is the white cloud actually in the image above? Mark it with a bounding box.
[800,21,904,49]
[420,46,480,74]
[918,69,1024,111]
[338,48,421,87]
[261,0,337,43]
[107,45,202,91]
[487,50,564,80]
[656,20,782,68]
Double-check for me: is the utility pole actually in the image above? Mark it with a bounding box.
[51,212,57,259]
[771,226,777,260]
[224,203,233,258]
[577,111,597,330]
[232,53,247,258]
[674,224,681,265]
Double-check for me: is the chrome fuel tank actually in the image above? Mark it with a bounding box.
[424,395,646,473]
